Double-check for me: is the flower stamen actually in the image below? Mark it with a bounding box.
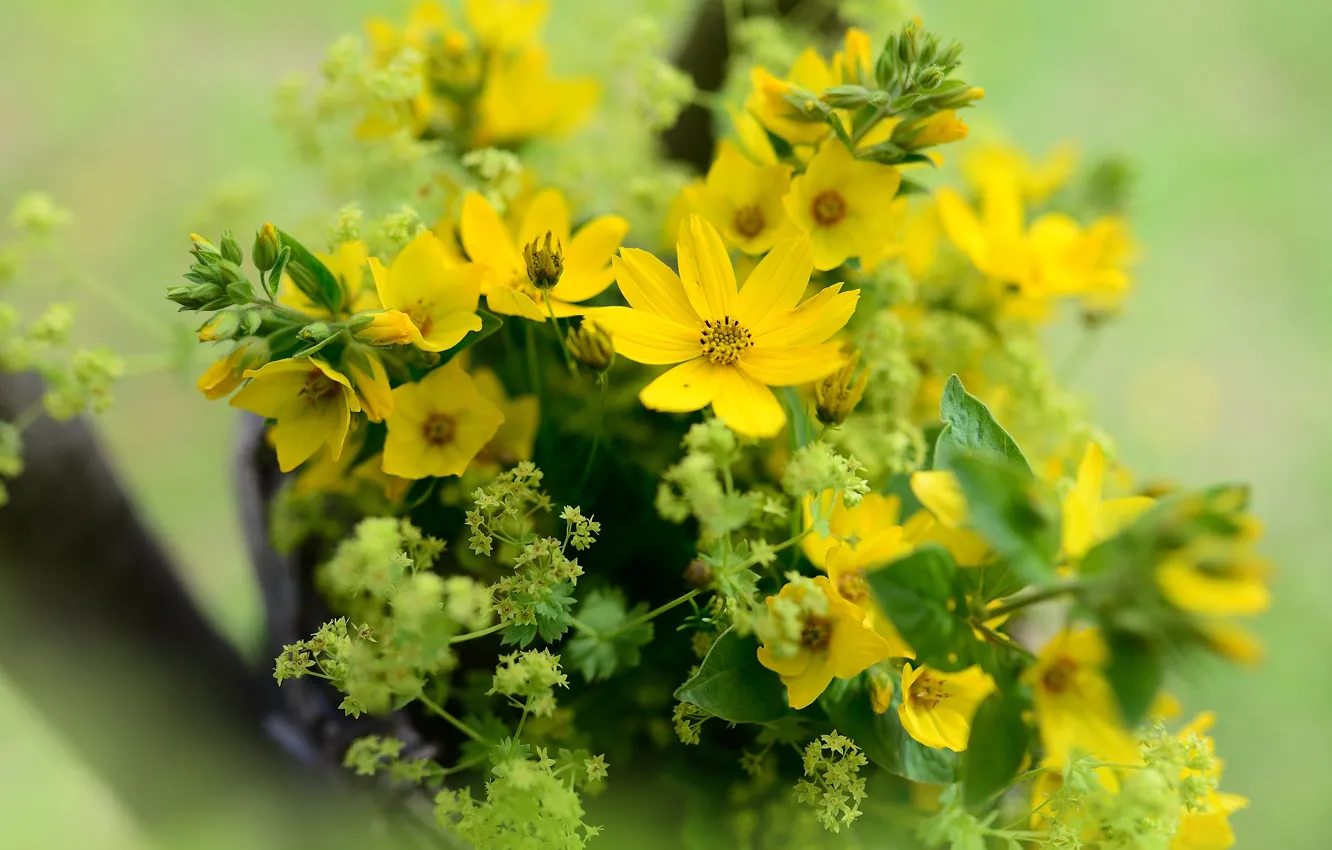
[811,190,847,227]
[699,316,753,365]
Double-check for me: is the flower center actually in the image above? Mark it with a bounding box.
[911,673,949,709]
[836,570,868,603]
[422,412,457,447]
[699,316,753,365]
[299,369,339,403]
[1041,656,1078,695]
[732,205,766,239]
[811,190,847,227]
[800,615,832,651]
[402,302,435,337]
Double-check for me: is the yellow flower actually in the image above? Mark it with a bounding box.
[474,48,599,146]
[729,107,779,166]
[463,0,548,52]
[823,542,914,657]
[345,352,394,423]
[683,141,796,255]
[907,470,991,566]
[280,240,378,318]
[231,358,362,473]
[1172,712,1247,850]
[756,575,893,710]
[893,109,970,150]
[746,29,871,147]
[197,342,262,400]
[367,231,485,352]
[1022,627,1138,767]
[592,217,857,437]
[802,491,911,570]
[352,309,419,346]
[382,359,505,479]
[471,367,539,470]
[1062,442,1156,561]
[964,143,1078,204]
[784,140,902,271]
[461,188,627,321]
[898,662,996,752]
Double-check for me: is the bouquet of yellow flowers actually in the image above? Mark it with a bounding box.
[2,2,1266,848]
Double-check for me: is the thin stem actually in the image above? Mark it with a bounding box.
[524,321,543,397]
[982,582,1082,622]
[58,259,173,342]
[575,373,608,492]
[542,292,578,375]
[447,621,505,645]
[417,694,486,744]
[440,752,489,777]
[603,588,705,640]
[514,703,531,742]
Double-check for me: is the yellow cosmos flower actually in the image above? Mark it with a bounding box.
[367,230,485,352]
[756,575,893,710]
[345,352,394,423]
[898,662,996,752]
[1062,443,1156,561]
[784,140,902,271]
[802,491,912,570]
[1022,627,1139,767]
[231,358,362,473]
[471,367,539,470]
[382,359,505,479]
[683,141,796,255]
[823,543,914,657]
[593,217,856,437]
[474,48,599,146]
[461,189,627,321]
[280,240,378,318]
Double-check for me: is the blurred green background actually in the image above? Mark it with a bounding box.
[2,0,1327,846]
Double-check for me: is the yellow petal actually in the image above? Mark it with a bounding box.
[486,287,548,322]
[783,657,836,710]
[269,401,339,473]
[638,359,721,413]
[911,470,969,528]
[461,192,523,280]
[587,306,700,365]
[936,188,990,271]
[751,283,859,348]
[347,355,394,423]
[611,250,699,327]
[735,232,814,330]
[230,359,314,417]
[738,343,844,386]
[710,367,786,437]
[419,310,484,352]
[519,187,572,248]
[551,214,629,303]
[676,215,737,320]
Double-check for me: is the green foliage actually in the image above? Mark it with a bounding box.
[793,732,869,833]
[959,689,1033,808]
[933,374,1031,475]
[566,589,654,681]
[866,545,985,672]
[278,228,343,315]
[675,628,790,724]
[949,453,1060,587]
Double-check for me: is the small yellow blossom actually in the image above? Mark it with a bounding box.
[281,240,379,318]
[898,662,996,752]
[197,343,262,400]
[802,491,911,570]
[461,188,627,321]
[1173,713,1248,850]
[893,109,970,150]
[463,0,548,52]
[352,309,419,346]
[823,543,914,657]
[1062,442,1156,561]
[756,575,893,710]
[382,359,504,479]
[964,143,1078,204]
[592,217,857,437]
[1022,627,1138,767]
[684,141,796,256]
[746,29,872,147]
[784,140,902,271]
[475,48,599,146]
[471,367,539,470]
[231,358,362,473]
[345,352,394,423]
[367,231,485,352]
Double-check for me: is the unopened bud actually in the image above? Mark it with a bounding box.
[253,223,280,272]
[238,308,263,336]
[166,282,225,311]
[683,558,713,588]
[197,311,240,342]
[814,351,868,426]
[298,322,333,342]
[189,233,220,259]
[566,319,614,372]
[225,279,256,304]
[219,231,243,266]
[523,230,564,290]
[936,85,984,109]
[819,84,872,110]
[352,309,417,346]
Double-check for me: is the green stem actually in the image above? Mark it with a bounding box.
[417,694,486,743]
[59,258,172,341]
[524,321,543,397]
[447,621,505,644]
[982,582,1082,622]
[590,588,705,641]
[291,327,348,360]
[575,373,608,492]
[542,292,578,375]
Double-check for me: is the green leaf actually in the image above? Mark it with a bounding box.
[960,689,1032,808]
[933,375,1031,476]
[438,309,503,364]
[675,628,789,724]
[949,454,1060,587]
[780,386,817,450]
[820,676,957,784]
[277,229,343,315]
[565,589,654,681]
[866,545,977,671]
[1103,630,1162,728]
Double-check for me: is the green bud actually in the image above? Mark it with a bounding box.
[220,231,243,266]
[916,65,945,91]
[166,282,225,310]
[523,231,564,290]
[566,320,614,372]
[238,308,263,336]
[189,233,220,260]
[225,279,256,304]
[253,223,280,272]
[347,313,376,332]
[299,322,333,342]
[197,311,241,342]
[819,85,872,110]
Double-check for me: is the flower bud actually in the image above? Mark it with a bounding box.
[225,279,256,304]
[819,84,872,110]
[253,223,280,272]
[298,322,333,342]
[683,558,713,588]
[219,231,244,266]
[523,230,564,290]
[566,319,614,372]
[936,85,984,109]
[197,311,240,342]
[238,308,263,336]
[352,309,418,346]
[814,352,868,426]
[189,233,220,260]
[166,282,225,310]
